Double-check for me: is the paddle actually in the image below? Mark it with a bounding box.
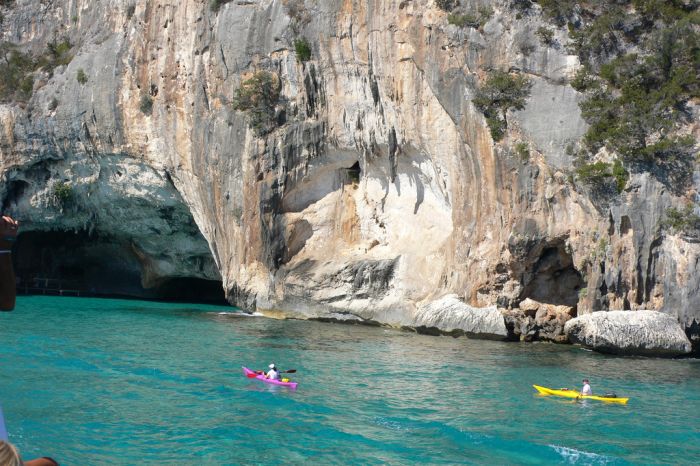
[246,369,297,378]
[0,404,8,442]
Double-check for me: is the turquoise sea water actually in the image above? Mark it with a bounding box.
[0,296,699,465]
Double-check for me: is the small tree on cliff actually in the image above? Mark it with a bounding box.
[473,70,532,141]
[233,71,281,136]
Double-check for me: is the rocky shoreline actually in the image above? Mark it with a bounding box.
[263,296,696,358]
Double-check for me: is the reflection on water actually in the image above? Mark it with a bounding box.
[0,296,698,465]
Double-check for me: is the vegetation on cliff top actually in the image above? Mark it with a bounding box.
[534,0,700,193]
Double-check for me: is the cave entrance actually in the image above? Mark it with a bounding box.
[344,161,361,184]
[519,243,584,307]
[13,230,226,304]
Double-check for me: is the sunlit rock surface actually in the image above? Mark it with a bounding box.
[565,311,692,357]
[0,1,698,348]
[412,295,507,339]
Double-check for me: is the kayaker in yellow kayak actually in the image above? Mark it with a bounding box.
[533,383,628,404]
[581,379,592,395]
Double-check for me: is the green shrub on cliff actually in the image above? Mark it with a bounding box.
[611,159,629,193]
[52,181,74,208]
[575,161,611,184]
[445,3,492,29]
[294,37,311,62]
[535,0,578,27]
[474,71,532,142]
[0,38,75,102]
[233,71,281,136]
[535,26,555,46]
[48,40,71,62]
[552,1,700,192]
[515,141,530,161]
[0,43,35,101]
[575,159,628,194]
[448,13,479,28]
[662,204,700,234]
[34,39,74,77]
[76,68,88,84]
[478,5,494,25]
[570,66,600,92]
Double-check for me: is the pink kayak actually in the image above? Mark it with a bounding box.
[242,367,298,389]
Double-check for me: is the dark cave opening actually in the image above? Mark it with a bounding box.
[346,161,361,184]
[12,230,226,304]
[150,277,227,303]
[519,244,584,308]
[2,179,30,211]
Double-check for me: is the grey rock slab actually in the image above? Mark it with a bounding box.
[413,295,508,340]
[564,310,692,357]
[511,78,587,170]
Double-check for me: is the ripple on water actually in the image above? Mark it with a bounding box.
[1,296,699,465]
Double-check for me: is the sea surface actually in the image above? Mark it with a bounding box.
[0,296,698,465]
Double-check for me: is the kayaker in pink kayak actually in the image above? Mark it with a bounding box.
[265,363,281,380]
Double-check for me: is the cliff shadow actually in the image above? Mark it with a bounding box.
[13,230,225,303]
[511,237,584,308]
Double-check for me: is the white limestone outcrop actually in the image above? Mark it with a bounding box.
[564,311,692,357]
[412,295,508,339]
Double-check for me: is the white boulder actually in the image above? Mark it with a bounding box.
[565,310,692,357]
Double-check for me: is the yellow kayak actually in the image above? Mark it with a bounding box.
[533,385,629,404]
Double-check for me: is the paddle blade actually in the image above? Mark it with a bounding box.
[246,372,259,378]
[283,369,296,374]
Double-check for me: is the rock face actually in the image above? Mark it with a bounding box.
[0,1,698,346]
[565,311,692,357]
[412,295,507,339]
[503,298,575,342]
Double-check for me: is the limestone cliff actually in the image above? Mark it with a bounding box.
[0,1,697,350]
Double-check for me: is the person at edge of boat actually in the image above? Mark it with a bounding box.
[0,215,19,311]
[265,363,281,380]
[581,379,592,396]
[0,440,60,466]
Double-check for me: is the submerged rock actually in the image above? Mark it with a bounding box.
[564,311,692,357]
[412,295,508,340]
